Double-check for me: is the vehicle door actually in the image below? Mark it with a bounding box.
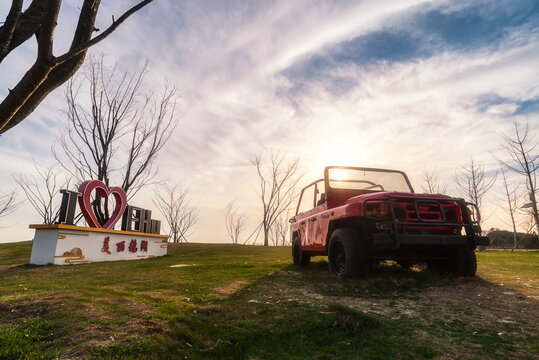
[295,183,317,247]
[308,180,328,247]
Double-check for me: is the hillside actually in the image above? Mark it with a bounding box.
[1,242,538,359]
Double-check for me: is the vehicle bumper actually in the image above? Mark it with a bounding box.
[372,234,490,246]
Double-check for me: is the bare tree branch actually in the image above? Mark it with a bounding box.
[54,1,154,65]
[53,55,177,225]
[421,168,448,194]
[153,183,199,243]
[454,158,496,224]
[496,168,520,250]
[253,151,302,246]
[495,121,539,236]
[269,214,290,246]
[0,0,23,60]
[224,201,248,244]
[13,162,71,224]
[0,0,154,133]
[0,188,22,218]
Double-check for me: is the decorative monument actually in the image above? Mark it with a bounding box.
[29,180,169,265]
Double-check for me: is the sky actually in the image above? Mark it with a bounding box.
[1,0,538,244]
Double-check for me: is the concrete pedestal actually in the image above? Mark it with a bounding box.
[29,224,169,265]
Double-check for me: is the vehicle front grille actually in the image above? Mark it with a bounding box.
[363,196,464,227]
[397,201,446,222]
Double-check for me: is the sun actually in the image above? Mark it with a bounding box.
[328,168,351,181]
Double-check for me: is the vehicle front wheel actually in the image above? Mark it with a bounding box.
[453,247,477,276]
[397,260,415,269]
[328,228,362,278]
[292,236,310,267]
[429,247,477,277]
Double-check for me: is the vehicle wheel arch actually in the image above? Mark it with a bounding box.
[326,217,370,251]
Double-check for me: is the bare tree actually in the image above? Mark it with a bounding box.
[254,151,302,246]
[497,168,519,249]
[497,122,539,236]
[454,159,496,221]
[0,0,154,134]
[224,201,248,244]
[421,169,448,194]
[0,189,21,218]
[53,55,177,226]
[13,162,71,224]
[269,215,290,246]
[153,183,199,243]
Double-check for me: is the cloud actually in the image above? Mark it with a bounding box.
[1,0,538,243]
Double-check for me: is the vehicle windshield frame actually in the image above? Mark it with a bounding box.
[324,166,414,193]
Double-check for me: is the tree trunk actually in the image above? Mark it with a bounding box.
[528,186,539,237]
[263,225,269,246]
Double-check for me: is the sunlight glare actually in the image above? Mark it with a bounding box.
[329,168,350,181]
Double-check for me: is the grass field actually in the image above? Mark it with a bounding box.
[0,242,538,359]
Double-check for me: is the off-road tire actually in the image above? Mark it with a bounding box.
[427,259,447,274]
[428,247,477,277]
[292,236,311,267]
[328,228,363,278]
[454,247,477,276]
[397,260,414,269]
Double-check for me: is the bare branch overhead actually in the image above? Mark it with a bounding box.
[0,188,22,218]
[0,0,155,134]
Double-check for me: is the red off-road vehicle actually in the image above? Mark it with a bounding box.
[290,166,490,278]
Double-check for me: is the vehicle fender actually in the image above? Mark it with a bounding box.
[326,216,368,249]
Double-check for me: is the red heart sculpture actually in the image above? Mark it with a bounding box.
[78,180,127,229]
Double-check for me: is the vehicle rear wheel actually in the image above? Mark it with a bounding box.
[328,228,362,278]
[292,236,310,267]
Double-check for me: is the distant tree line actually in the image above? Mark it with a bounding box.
[426,121,538,249]
[486,229,539,250]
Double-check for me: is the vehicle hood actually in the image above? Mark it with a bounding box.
[346,191,454,204]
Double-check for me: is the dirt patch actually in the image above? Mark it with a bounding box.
[249,269,539,359]
[62,316,164,360]
[144,289,193,305]
[0,263,34,274]
[123,298,155,314]
[0,292,165,359]
[0,294,72,323]
[211,280,247,298]
[333,280,539,328]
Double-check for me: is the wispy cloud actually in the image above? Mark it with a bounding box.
[1,0,538,242]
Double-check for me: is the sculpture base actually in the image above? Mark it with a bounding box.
[29,224,169,265]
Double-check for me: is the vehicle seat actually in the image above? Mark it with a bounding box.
[317,193,326,206]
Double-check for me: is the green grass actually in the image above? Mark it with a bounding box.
[0,240,32,266]
[0,243,537,359]
[0,319,59,360]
